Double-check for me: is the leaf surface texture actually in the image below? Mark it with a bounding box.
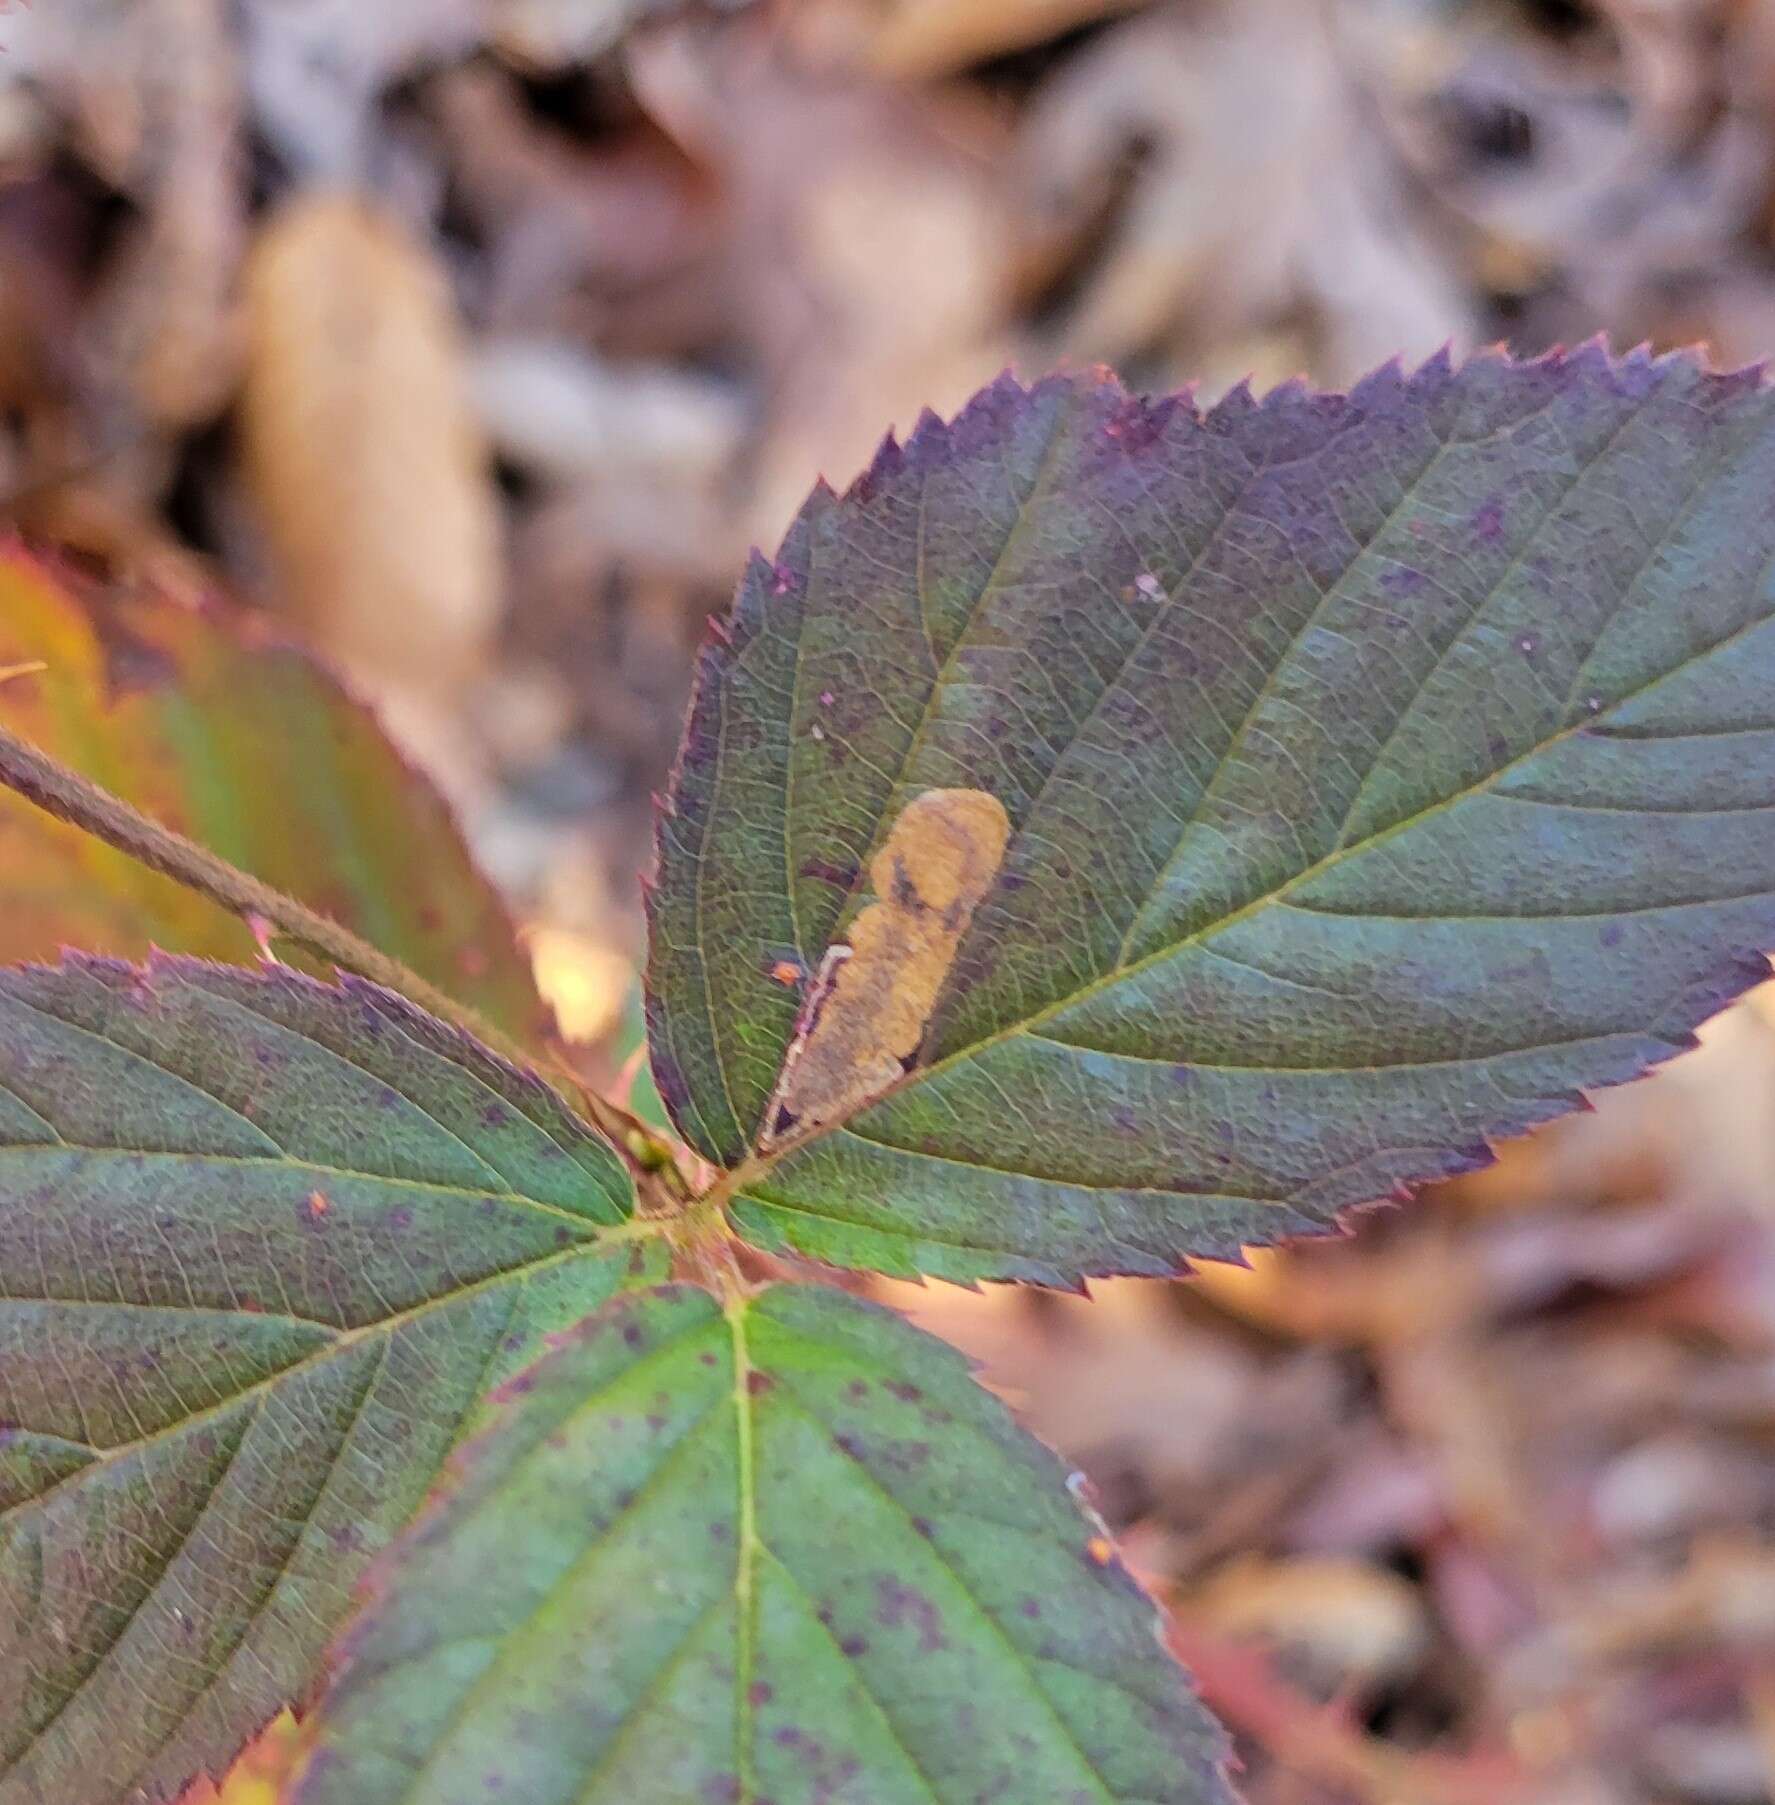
[0,957,643,1805]
[648,350,1775,1281]
[292,1283,1232,1805]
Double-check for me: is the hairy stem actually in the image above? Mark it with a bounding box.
[0,718,675,1180]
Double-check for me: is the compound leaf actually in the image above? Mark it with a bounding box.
[289,1282,1232,1805]
[0,546,546,1048]
[0,955,649,1805]
[648,347,1775,1283]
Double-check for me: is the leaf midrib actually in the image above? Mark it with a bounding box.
[728,1295,762,1805]
[0,1141,615,1233]
[0,1236,622,1528]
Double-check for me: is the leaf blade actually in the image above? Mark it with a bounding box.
[289,1282,1231,1805]
[0,956,648,1805]
[648,348,1775,1281]
[0,548,544,1047]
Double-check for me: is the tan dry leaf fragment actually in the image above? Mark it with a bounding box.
[239,193,501,794]
[491,0,676,71]
[72,0,246,432]
[762,787,1010,1145]
[628,19,1014,548]
[862,0,1144,81]
[1015,0,1469,389]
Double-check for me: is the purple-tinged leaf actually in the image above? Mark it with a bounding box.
[648,347,1775,1282]
[290,1282,1232,1805]
[0,955,651,1805]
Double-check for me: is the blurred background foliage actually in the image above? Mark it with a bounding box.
[4,1,1775,1800]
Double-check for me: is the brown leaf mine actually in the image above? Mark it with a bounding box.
[762,788,1010,1144]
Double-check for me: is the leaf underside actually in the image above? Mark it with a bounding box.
[0,546,546,1046]
[290,1283,1232,1805]
[648,346,1775,1284]
[0,955,645,1805]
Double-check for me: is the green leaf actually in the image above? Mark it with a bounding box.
[647,347,1775,1283]
[289,1282,1232,1805]
[0,546,547,1048]
[0,954,652,1805]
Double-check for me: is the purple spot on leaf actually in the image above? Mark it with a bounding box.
[876,1578,946,1651]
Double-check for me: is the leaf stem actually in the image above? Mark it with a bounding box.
[0,717,500,1027]
[0,717,675,1180]
[724,1284,762,1805]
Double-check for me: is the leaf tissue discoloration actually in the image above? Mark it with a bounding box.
[763,788,1010,1146]
[651,351,1775,1285]
[0,546,547,1044]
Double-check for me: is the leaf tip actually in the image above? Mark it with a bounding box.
[1419,340,1456,378]
[847,427,906,502]
[1211,373,1257,419]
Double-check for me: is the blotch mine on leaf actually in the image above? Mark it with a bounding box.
[761,787,1010,1146]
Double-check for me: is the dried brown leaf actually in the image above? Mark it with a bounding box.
[1015,0,1470,385]
[629,17,1015,542]
[1341,0,1770,344]
[799,0,1144,80]
[84,0,245,430]
[491,0,685,70]
[0,0,169,184]
[239,0,483,177]
[1182,1554,1431,1692]
[239,192,501,757]
[434,65,717,344]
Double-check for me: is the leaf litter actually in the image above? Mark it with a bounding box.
[3,1,1775,1799]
